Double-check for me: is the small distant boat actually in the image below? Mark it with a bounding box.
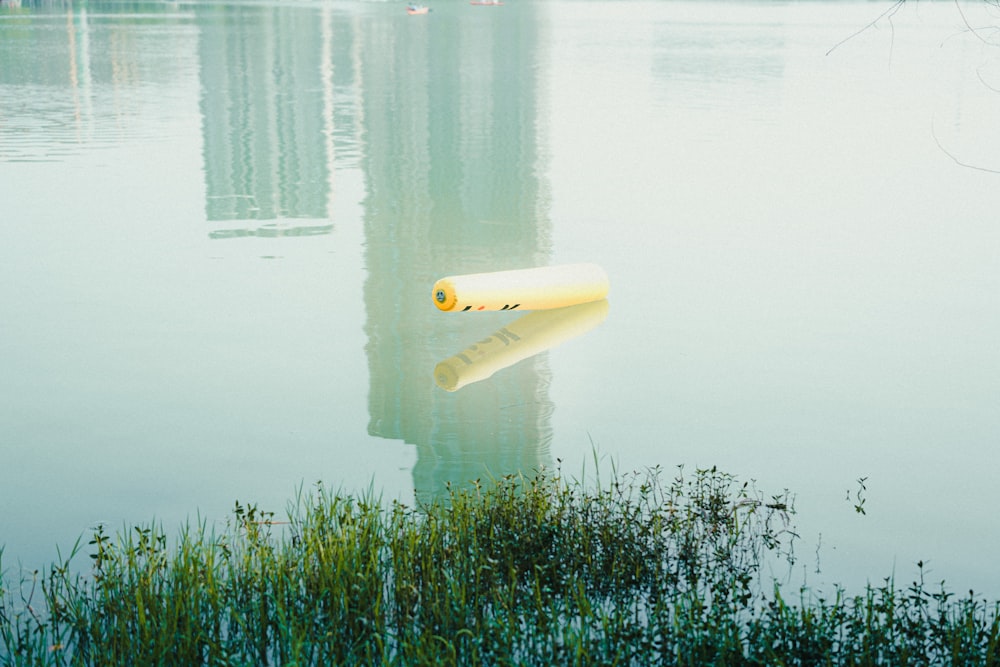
[406,4,430,14]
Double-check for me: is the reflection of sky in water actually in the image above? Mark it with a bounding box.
[0,0,998,599]
[542,0,1000,597]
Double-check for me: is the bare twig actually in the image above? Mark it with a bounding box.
[931,118,1000,173]
[977,66,1000,93]
[952,0,998,45]
[827,0,906,56]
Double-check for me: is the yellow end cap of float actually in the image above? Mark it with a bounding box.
[432,279,457,311]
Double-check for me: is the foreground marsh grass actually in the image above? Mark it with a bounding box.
[2,467,999,665]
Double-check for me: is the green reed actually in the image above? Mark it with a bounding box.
[2,466,999,666]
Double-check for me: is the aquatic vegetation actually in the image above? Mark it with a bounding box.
[2,466,999,665]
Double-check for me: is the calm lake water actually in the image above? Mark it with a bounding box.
[2,0,998,597]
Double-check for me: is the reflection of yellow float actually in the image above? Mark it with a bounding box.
[432,263,609,312]
[434,299,609,392]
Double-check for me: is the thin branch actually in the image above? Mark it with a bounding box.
[826,0,906,56]
[953,0,996,45]
[931,118,1000,173]
[977,66,1000,93]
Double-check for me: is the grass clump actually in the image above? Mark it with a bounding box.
[2,465,999,665]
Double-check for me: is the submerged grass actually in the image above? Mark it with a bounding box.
[2,466,999,665]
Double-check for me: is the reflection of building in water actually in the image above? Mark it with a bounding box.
[196,5,361,228]
[359,8,557,505]
[0,2,183,158]
[208,222,334,241]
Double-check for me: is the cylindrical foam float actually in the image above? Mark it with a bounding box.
[432,263,609,312]
[434,299,609,391]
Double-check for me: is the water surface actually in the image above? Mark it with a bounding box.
[2,0,999,596]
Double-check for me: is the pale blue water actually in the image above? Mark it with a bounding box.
[2,0,999,597]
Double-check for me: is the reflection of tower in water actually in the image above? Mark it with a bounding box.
[197,5,358,236]
[359,7,557,505]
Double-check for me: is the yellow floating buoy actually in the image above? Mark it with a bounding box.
[432,263,609,312]
[434,299,609,391]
